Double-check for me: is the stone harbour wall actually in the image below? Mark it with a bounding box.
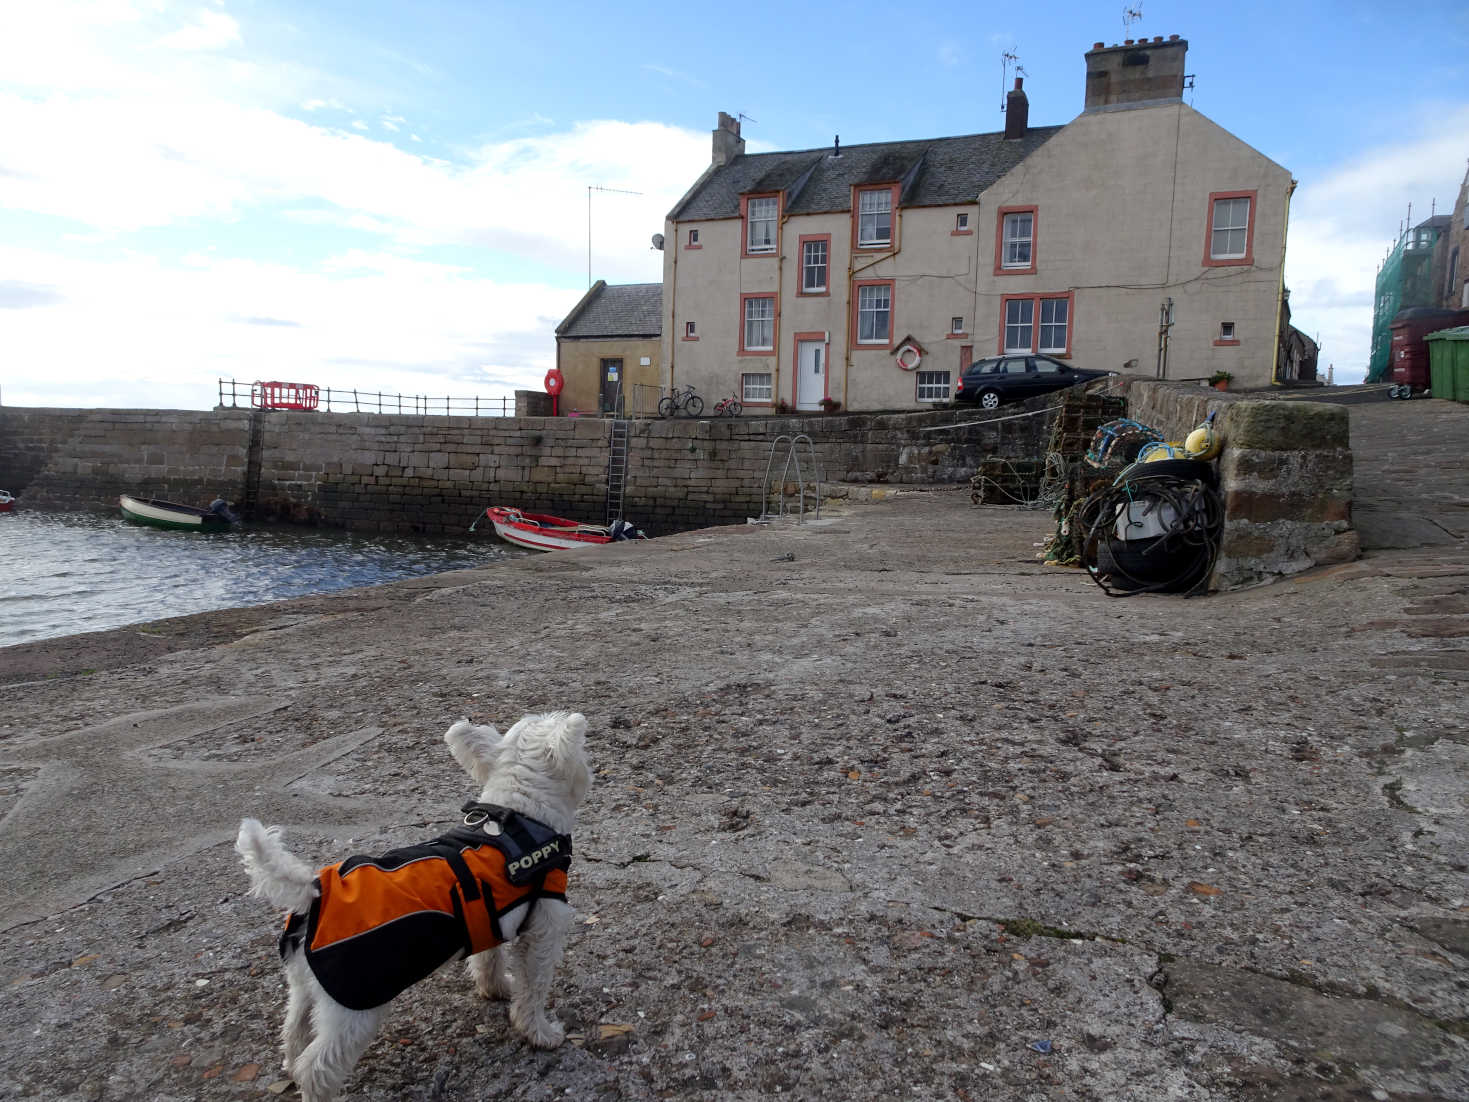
[0,401,1050,535]
[0,408,250,511]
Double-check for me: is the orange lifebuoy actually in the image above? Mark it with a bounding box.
[896,344,922,371]
[544,368,564,396]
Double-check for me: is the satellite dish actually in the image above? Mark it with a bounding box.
[651,233,665,251]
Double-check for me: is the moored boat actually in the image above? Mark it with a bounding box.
[0,490,13,513]
[476,506,645,552]
[119,494,237,532]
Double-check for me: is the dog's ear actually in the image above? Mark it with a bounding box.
[519,712,590,800]
[444,718,504,786]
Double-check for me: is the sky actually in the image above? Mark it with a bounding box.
[2,0,1467,410]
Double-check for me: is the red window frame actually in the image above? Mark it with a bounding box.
[682,319,698,342]
[997,291,1075,357]
[851,183,899,253]
[851,279,896,350]
[738,292,777,356]
[952,210,973,236]
[994,205,1038,276]
[741,371,775,408]
[797,233,832,297]
[685,227,701,250]
[741,192,780,258]
[1202,190,1257,268]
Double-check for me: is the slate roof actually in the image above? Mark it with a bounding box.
[557,282,662,339]
[670,126,1064,222]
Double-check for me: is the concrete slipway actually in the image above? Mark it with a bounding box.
[0,398,1465,1101]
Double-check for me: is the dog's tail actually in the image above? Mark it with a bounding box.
[235,818,318,914]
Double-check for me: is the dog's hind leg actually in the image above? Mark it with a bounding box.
[281,955,314,1073]
[468,945,515,1001]
[507,899,574,1048]
[294,997,383,1102]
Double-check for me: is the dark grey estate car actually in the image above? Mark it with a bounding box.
[953,354,1111,409]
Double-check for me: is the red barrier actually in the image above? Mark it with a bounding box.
[251,381,320,411]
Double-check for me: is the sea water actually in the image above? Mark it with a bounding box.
[0,510,528,649]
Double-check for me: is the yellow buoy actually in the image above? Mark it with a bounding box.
[1184,412,1222,460]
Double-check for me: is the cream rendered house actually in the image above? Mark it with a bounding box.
[660,36,1293,412]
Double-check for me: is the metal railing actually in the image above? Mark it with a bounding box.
[217,379,516,417]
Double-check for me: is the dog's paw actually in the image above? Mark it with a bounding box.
[510,1003,565,1049]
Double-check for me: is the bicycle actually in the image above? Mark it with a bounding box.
[658,384,704,418]
[713,393,743,417]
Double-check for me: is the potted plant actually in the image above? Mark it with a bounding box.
[818,396,842,413]
[1208,371,1233,391]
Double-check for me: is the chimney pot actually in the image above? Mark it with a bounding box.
[1093,41,1104,49]
[1153,35,1163,42]
[1014,76,1023,90]
[1124,38,1133,45]
[1169,33,1179,40]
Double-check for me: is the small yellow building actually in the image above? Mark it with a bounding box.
[554,281,662,417]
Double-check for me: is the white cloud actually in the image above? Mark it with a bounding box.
[1286,106,1469,383]
[0,242,583,410]
[155,10,241,51]
[0,0,710,410]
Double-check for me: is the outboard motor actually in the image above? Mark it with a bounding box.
[208,498,241,524]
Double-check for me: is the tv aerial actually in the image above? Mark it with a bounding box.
[1000,49,1025,112]
[586,184,642,288]
[1123,3,1143,35]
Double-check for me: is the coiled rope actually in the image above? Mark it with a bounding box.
[1077,470,1224,597]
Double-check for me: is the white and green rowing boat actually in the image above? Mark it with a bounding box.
[119,494,236,532]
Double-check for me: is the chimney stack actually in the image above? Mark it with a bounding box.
[712,111,745,167]
[1004,76,1029,140]
[1083,36,1188,111]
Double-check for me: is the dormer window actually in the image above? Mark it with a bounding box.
[857,188,893,247]
[744,195,778,255]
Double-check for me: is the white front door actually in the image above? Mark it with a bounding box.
[796,340,825,411]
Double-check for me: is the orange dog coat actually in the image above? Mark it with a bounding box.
[280,803,571,1010]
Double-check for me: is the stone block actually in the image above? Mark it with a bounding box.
[1223,400,1348,451]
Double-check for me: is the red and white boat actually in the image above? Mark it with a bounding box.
[476,506,645,552]
[0,490,14,513]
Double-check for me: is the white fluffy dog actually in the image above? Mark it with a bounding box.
[236,711,592,1102]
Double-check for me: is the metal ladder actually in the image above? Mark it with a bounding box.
[605,417,631,526]
[753,433,821,523]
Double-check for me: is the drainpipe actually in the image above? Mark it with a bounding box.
[1270,179,1297,387]
[667,223,679,398]
[775,202,788,405]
